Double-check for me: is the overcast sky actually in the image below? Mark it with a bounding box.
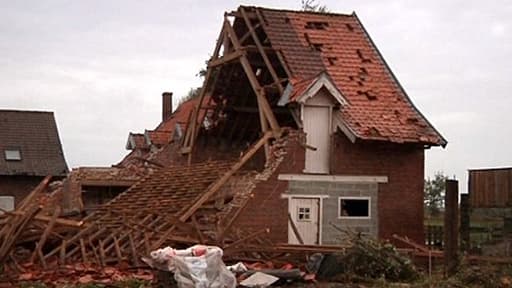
[1,0,511,191]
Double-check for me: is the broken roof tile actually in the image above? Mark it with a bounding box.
[251,6,446,146]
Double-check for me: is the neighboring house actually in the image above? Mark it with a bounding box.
[60,92,211,215]
[0,110,68,207]
[118,92,211,169]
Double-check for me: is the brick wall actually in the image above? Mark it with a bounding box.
[0,175,44,206]
[332,134,425,244]
[234,131,425,245]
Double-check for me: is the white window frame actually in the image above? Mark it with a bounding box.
[4,149,21,161]
[338,196,371,219]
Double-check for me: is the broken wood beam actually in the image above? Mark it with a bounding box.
[16,175,52,211]
[208,50,244,68]
[217,194,254,243]
[223,19,280,135]
[31,206,61,264]
[7,210,84,228]
[254,9,292,79]
[0,206,41,263]
[240,7,284,95]
[179,131,272,222]
[223,228,270,250]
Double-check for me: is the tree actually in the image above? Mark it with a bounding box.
[424,172,449,217]
[301,0,328,12]
[178,87,201,105]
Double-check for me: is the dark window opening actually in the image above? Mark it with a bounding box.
[340,198,370,218]
[346,23,354,31]
[312,43,324,52]
[305,21,329,30]
[327,57,338,65]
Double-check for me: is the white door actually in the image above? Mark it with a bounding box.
[288,197,320,244]
[303,105,330,174]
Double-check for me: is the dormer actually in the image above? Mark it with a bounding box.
[279,72,350,174]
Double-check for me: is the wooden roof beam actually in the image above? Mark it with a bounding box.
[223,18,280,135]
[240,7,284,95]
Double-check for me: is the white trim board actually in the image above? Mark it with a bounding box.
[281,194,330,199]
[278,174,388,183]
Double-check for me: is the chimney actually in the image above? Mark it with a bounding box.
[162,92,173,121]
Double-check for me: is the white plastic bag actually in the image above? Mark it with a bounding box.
[146,245,236,288]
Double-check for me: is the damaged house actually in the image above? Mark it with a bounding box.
[114,6,446,246]
[8,6,448,267]
[0,110,68,209]
[174,6,446,245]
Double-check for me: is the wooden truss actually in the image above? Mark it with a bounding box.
[181,7,292,163]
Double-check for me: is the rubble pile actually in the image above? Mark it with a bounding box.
[333,235,419,282]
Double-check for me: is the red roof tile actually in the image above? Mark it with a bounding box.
[146,130,172,147]
[254,7,446,146]
[156,96,211,137]
[88,160,233,220]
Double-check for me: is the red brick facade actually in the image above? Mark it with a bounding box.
[235,131,425,245]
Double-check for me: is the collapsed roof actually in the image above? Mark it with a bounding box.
[180,6,446,160]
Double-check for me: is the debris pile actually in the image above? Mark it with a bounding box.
[329,235,419,282]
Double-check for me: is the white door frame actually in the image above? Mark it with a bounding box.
[282,194,329,245]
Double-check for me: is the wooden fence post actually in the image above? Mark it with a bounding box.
[444,179,459,276]
[460,193,470,252]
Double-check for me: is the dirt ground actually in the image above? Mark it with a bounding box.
[12,262,512,288]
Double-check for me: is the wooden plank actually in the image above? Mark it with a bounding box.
[59,239,67,265]
[44,223,97,260]
[223,19,280,134]
[444,180,459,276]
[0,206,40,263]
[98,240,106,266]
[143,233,151,255]
[224,228,270,250]
[191,215,205,244]
[8,211,84,228]
[179,131,272,222]
[185,22,226,159]
[287,212,304,245]
[31,206,61,264]
[128,233,139,266]
[17,175,52,210]
[208,50,244,67]
[80,238,88,263]
[153,132,272,249]
[240,7,283,95]
[217,194,254,243]
[254,9,292,79]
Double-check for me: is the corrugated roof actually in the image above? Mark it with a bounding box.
[0,110,68,176]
